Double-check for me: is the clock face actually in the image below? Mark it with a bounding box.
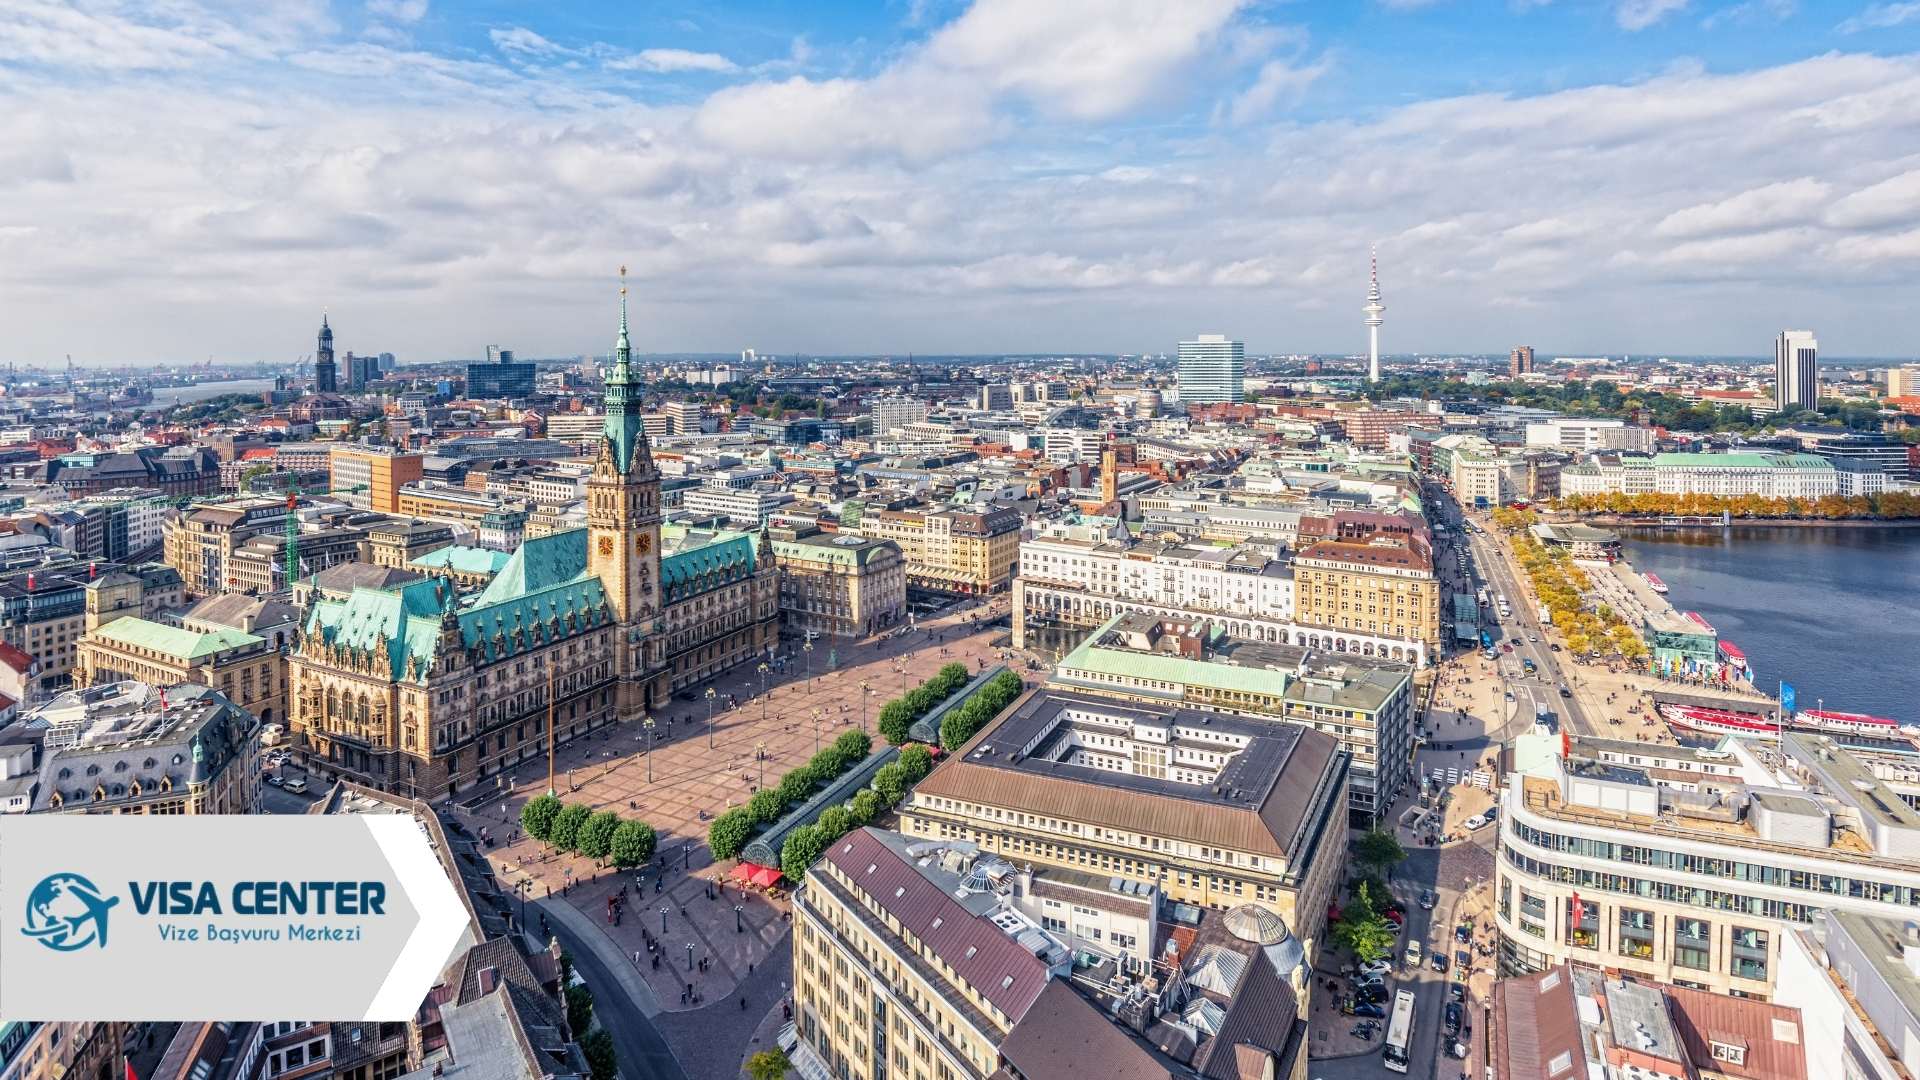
[637,533,652,554]
[598,536,614,556]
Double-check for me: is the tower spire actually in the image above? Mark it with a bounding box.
[1363,244,1385,385]
[613,265,633,378]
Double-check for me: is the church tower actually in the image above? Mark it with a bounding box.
[587,268,663,713]
[315,314,338,393]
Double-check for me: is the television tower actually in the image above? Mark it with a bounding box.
[1364,245,1384,384]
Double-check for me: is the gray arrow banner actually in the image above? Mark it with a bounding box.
[0,815,468,1021]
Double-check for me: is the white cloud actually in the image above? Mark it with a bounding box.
[1824,170,1920,230]
[366,0,428,24]
[1223,54,1334,125]
[490,26,565,58]
[1616,0,1689,29]
[608,48,740,74]
[1701,0,1794,28]
[1838,2,1920,32]
[1652,178,1833,238]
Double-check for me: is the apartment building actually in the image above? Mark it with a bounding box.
[855,505,1021,595]
[681,483,793,528]
[1524,418,1655,453]
[770,531,906,640]
[790,826,1309,1080]
[1495,730,1920,998]
[329,446,424,514]
[1049,614,1415,822]
[394,481,512,527]
[76,615,284,727]
[0,681,258,814]
[1291,534,1441,654]
[229,525,372,594]
[901,688,1348,950]
[163,496,295,596]
[366,520,456,569]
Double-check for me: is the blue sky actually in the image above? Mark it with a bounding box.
[2,0,1919,364]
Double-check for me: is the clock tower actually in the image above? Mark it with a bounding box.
[587,267,664,712]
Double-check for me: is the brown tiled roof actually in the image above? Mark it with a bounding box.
[1299,538,1430,572]
[999,980,1181,1080]
[823,828,1050,1023]
[1492,967,1584,1080]
[914,738,1335,860]
[1664,983,1807,1080]
[1191,956,1300,1080]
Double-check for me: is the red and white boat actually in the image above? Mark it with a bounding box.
[1659,703,1914,740]
[1659,703,1779,739]
[1644,572,1668,594]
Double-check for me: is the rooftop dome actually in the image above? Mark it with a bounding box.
[1224,903,1288,946]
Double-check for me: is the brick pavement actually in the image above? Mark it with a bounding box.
[468,602,1016,1014]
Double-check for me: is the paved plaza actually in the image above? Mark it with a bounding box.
[457,598,1022,1022]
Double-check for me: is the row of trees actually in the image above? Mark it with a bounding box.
[707,730,875,860]
[878,663,973,745]
[1554,490,1920,520]
[519,795,659,869]
[779,744,936,883]
[938,669,1026,750]
[1490,508,1648,662]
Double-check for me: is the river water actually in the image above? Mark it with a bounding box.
[142,378,278,409]
[1620,526,1920,722]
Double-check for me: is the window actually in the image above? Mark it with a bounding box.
[1710,1042,1747,1065]
[1673,917,1712,971]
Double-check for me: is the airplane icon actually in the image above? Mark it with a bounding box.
[20,875,120,952]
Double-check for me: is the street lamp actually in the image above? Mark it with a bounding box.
[758,662,771,726]
[754,740,767,787]
[643,715,656,783]
[705,686,718,750]
[803,636,814,689]
[809,707,822,755]
[686,943,695,971]
[734,904,744,933]
[859,680,872,735]
[660,906,669,933]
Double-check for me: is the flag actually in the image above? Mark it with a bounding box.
[1780,682,1797,715]
[1571,892,1585,924]
[127,1061,139,1080]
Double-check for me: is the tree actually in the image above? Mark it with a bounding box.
[550,804,591,853]
[833,730,872,760]
[1353,829,1406,875]
[872,762,908,806]
[610,820,657,869]
[565,983,595,1038]
[748,788,785,825]
[848,787,884,825]
[781,824,830,883]
[582,1031,618,1080]
[898,743,933,781]
[877,700,913,745]
[747,1050,792,1080]
[1332,881,1400,964]
[707,808,754,861]
[520,793,562,844]
[816,805,853,841]
[577,811,620,863]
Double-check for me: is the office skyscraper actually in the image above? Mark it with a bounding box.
[467,346,537,399]
[1177,334,1245,405]
[1509,345,1536,377]
[314,314,337,392]
[1775,330,1819,413]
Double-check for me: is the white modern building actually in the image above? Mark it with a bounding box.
[1775,329,1819,413]
[867,396,929,437]
[1496,729,1920,999]
[1177,334,1246,405]
[1561,452,1839,499]
[681,484,794,527]
[1524,418,1655,453]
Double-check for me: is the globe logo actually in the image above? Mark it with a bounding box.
[19,873,118,952]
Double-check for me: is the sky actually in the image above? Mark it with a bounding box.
[2,0,1920,365]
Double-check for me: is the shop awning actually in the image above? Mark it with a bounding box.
[733,861,783,887]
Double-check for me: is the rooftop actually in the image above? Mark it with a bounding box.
[88,616,265,662]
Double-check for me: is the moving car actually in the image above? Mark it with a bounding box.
[1559,685,1573,698]
[1419,890,1437,910]
[1404,941,1423,969]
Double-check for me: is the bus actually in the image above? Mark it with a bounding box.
[1383,989,1416,1073]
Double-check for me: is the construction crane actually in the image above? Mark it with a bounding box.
[284,480,368,590]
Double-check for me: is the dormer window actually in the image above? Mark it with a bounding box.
[1710,1042,1747,1066]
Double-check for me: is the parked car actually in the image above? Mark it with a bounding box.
[1356,986,1390,1005]
[1431,953,1450,974]
[1359,959,1393,977]
[282,777,308,794]
[1404,941,1423,969]
[1351,1002,1387,1020]
[265,774,284,787]
[1463,814,1491,831]
[1448,982,1468,1004]
[1419,890,1437,910]
[1445,1002,1463,1037]
[1455,924,1472,944]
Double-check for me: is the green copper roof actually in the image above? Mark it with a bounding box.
[602,280,645,473]
[661,524,757,602]
[1055,626,1290,699]
[92,617,263,662]
[412,544,513,576]
[477,530,590,607]
[1651,452,1834,469]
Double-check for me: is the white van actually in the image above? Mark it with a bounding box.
[282,777,308,795]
